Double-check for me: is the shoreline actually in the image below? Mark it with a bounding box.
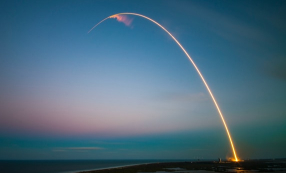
[76,159,286,173]
[72,162,155,173]
[74,160,203,173]
[77,161,214,173]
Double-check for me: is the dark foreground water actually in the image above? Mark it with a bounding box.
[0,160,173,173]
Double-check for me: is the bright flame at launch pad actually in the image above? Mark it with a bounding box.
[89,13,239,162]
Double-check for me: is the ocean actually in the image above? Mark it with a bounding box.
[0,160,171,173]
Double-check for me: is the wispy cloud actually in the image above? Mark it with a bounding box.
[92,141,127,145]
[52,147,104,152]
[66,147,104,150]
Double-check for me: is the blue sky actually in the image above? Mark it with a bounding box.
[0,0,285,160]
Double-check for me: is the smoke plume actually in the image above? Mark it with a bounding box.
[110,14,133,26]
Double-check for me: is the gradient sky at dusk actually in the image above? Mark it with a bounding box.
[0,0,286,160]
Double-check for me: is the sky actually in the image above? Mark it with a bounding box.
[0,0,285,160]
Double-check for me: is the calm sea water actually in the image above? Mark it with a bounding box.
[0,160,173,173]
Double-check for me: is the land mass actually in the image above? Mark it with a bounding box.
[80,159,286,173]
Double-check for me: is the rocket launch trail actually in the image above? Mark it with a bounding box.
[89,13,239,162]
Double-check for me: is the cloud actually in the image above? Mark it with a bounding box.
[92,141,127,145]
[52,147,104,152]
[66,147,104,150]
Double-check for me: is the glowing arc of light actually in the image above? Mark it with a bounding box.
[89,12,239,162]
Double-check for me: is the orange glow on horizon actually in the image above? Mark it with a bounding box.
[230,157,240,162]
[89,12,239,162]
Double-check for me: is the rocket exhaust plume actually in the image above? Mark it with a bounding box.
[88,14,132,33]
[110,14,133,26]
[88,13,239,162]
